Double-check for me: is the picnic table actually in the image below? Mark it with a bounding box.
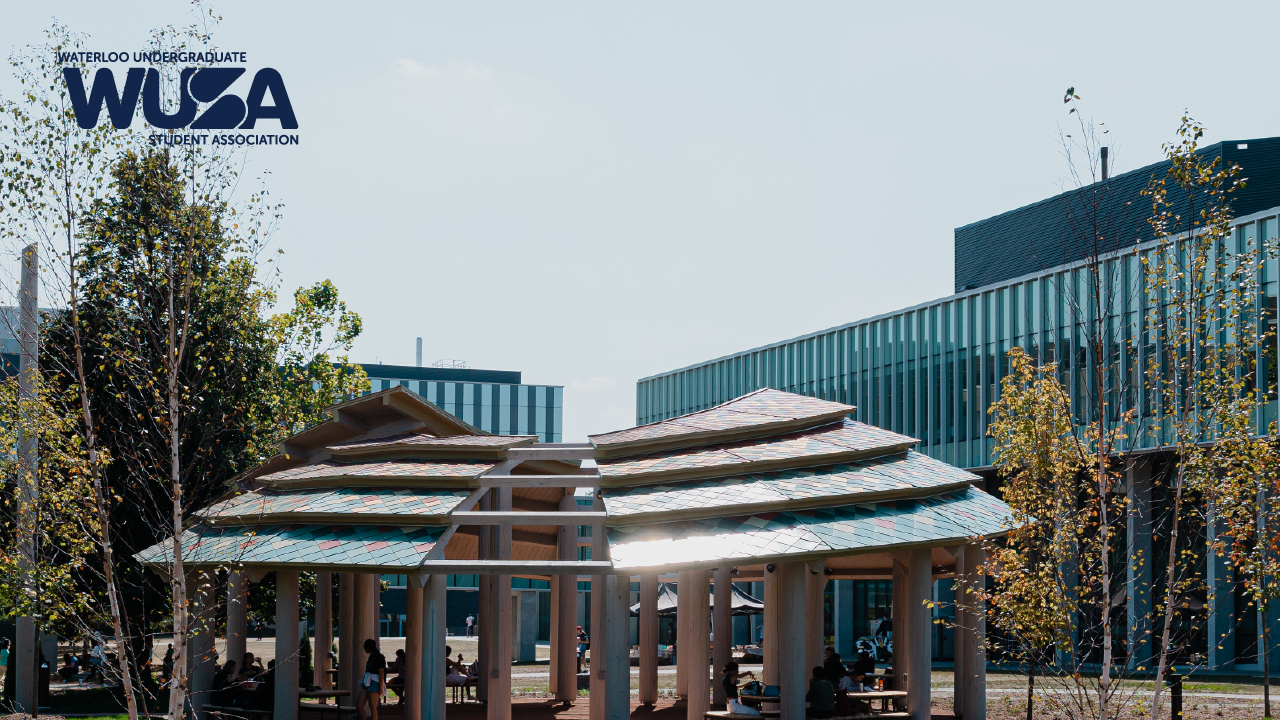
[740,689,906,715]
[299,690,350,705]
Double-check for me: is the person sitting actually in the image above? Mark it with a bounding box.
[211,660,237,704]
[806,666,836,719]
[58,653,80,683]
[88,640,107,683]
[444,646,473,701]
[720,661,759,716]
[386,649,407,705]
[822,647,845,682]
[853,650,876,676]
[239,652,263,680]
[249,661,276,713]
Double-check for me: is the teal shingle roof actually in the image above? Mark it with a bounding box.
[259,458,494,483]
[597,419,915,482]
[136,523,445,568]
[606,486,1012,569]
[589,388,853,448]
[199,487,471,521]
[602,450,977,518]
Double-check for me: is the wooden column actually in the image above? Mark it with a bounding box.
[639,574,660,705]
[478,491,492,702]
[953,554,968,717]
[489,488,513,720]
[604,574,631,720]
[763,565,780,686]
[348,574,369,695]
[891,558,908,695]
[339,574,355,695]
[905,550,933,720]
[404,583,423,720]
[590,495,607,720]
[314,572,332,690]
[956,545,986,720]
[362,573,380,647]
[806,560,826,669]
[275,570,301,720]
[675,570,692,697]
[686,570,711,720]
[776,562,807,720]
[555,491,579,702]
[421,575,448,720]
[188,569,216,717]
[712,568,732,708]
[227,570,248,681]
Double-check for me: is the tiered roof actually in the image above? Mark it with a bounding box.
[136,386,1014,577]
[593,389,1013,573]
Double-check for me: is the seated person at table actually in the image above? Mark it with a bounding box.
[239,652,264,680]
[248,661,276,712]
[211,660,237,704]
[806,666,836,719]
[58,653,80,683]
[822,647,845,683]
[838,668,866,692]
[444,646,473,700]
[386,649,407,705]
[720,661,759,716]
[853,650,877,676]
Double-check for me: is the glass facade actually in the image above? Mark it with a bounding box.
[363,368,563,443]
[637,207,1280,470]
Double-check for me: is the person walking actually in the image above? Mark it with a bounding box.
[465,615,475,637]
[0,639,10,685]
[356,638,387,720]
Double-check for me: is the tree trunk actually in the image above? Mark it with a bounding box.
[1265,600,1272,719]
[166,265,189,720]
[1025,661,1034,720]
[67,183,141,720]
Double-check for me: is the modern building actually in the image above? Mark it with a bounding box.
[361,363,563,444]
[636,137,1280,673]
[359,361,566,636]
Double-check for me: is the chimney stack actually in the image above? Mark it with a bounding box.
[1101,146,1109,184]
[416,337,423,367]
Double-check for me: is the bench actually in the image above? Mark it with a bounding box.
[205,704,273,720]
[298,701,358,719]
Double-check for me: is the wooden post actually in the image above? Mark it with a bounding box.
[478,491,492,702]
[421,575,447,720]
[957,545,986,720]
[13,243,37,715]
[228,570,249,682]
[776,562,807,720]
[188,570,216,718]
[712,568,732,708]
[489,488,513,720]
[361,573,380,648]
[676,570,692,698]
[892,558,908,695]
[590,495,607,720]
[953,553,968,717]
[348,574,370,696]
[604,574,631,720]
[275,570,301,720]
[555,491,578,702]
[640,574,659,705]
[686,570,711,720]
[404,583,423,720]
[763,565,780,686]
[314,572,332,690]
[339,573,355,695]
[906,550,933,720]
[806,560,826,669]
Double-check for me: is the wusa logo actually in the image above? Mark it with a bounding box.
[61,55,299,146]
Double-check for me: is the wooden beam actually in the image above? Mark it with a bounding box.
[331,410,368,433]
[451,511,605,526]
[479,475,599,488]
[421,560,613,575]
[454,526,558,546]
[505,445,596,461]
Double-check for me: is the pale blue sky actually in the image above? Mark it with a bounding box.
[5,1,1280,440]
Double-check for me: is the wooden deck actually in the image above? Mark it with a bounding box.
[300,697,687,720]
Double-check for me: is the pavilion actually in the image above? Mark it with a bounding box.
[137,386,1014,720]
